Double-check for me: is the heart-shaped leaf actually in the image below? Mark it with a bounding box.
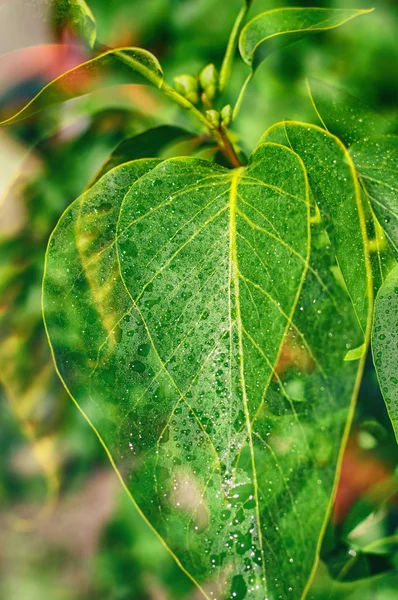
[44,142,369,598]
[239,8,373,70]
[372,263,398,441]
[0,47,162,126]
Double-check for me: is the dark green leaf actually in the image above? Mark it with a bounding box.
[44,145,369,598]
[0,47,163,126]
[239,8,373,70]
[372,263,398,441]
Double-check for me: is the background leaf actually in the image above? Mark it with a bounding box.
[44,139,371,598]
[0,47,163,126]
[372,263,398,441]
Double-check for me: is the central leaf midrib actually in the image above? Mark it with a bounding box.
[229,167,267,586]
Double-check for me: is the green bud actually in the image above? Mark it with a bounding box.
[199,64,218,98]
[205,109,220,128]
[221,104,232,126]
[174,75,199,104]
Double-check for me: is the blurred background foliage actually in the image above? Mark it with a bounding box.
[0,0,397,598]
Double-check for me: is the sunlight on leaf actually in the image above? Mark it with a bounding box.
[239,8,373,69]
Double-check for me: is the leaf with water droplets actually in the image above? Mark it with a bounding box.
[372,262,398,442]
[43,142,370,598]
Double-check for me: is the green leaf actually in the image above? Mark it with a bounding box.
[92,126,197,184]
[260,121,372,333]
[372,262,398,441]
[53,0,97,47]
[350,136,398,256]
[0,47,163,126]
[44,144,369,598]
[239,8,373,69]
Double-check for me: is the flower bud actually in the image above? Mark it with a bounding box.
[199,64,218,99]
[221,104,232,126]
[174,75,199,104]
[205,109,220,128]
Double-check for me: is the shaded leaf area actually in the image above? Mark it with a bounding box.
[92,125,199,184]
[350,136,398,258]
[44,145,366,599]
[0,108,138,518]
[372,264,398,442]
[0,47,162,126]
[261,121,370,334]
[307,80,398,261]
[51,0,97,48]
[239,8,372,69]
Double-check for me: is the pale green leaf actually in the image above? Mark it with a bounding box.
[239,8,373,69]
[260,121,371,333]
[372,262,398,441]
[44,145,368,598]
[0,47,163,126]
[53,0,97,47]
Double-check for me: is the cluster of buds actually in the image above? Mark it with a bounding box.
[174,64,232,128]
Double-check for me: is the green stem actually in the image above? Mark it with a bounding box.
[232,71,252,121]
[161,82,242,169]
[219,3,251,93]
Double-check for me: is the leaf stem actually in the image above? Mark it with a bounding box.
[219,3,251,93]
[161,81,215,131]
[218,125,243,168]
[232,71,252,121]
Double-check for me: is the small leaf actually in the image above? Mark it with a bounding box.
[239,7,373,69]
[344,344,366,361]
[372,262,398,441]
[0,47,163,126]
[52,0,97,48]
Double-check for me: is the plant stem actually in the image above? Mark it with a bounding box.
[219,3,251,93]
[161,82,242,169]
[161,81,215,131]
[232,71,252,121]
[218,125,243,168]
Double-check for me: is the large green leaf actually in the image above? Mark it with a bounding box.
[261,121,371,334]
[372,263,398,441]
[43,143,370,598]
[52,0,97,47]
[239,8,373,69]
[0,47,162,126]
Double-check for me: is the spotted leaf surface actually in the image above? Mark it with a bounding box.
[43,144,368,598]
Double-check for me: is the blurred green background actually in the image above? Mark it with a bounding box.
[0,1,397,598]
